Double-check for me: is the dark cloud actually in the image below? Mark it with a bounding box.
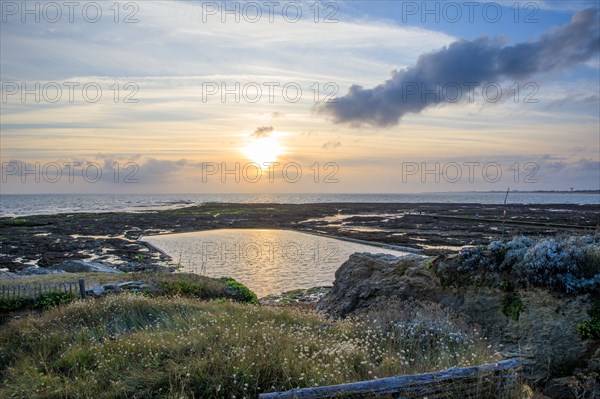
[319,8,600,127]
[250,126,274,138]
[322,140,341,149]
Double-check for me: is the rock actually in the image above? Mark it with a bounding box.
[17,266,64,276]
[38,252,87,268]
[86,281,148,297]
[317,252,597,385]
[543,377,578,399]
[117,281,148,291]
[260,287,331,305]
[455,288,592,384]
[0,271,18,279]
[316,253,435,318]
[543,369,600,399]
[89,286,106,297]
[49,260,122,274]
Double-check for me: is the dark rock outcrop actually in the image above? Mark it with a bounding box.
[317,252,598,393]
[49,260,122,274]
[86,281,148,297]
[316,253,435,318]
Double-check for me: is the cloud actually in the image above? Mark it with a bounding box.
[544,93,600,110]
[322,140,341,149]
[319,8,600,127]
[250,126,274,139]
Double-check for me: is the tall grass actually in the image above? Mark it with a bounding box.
[0,294,499,398]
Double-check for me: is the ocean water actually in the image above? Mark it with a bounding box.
[0,192,598,217]
[142,229,411,297]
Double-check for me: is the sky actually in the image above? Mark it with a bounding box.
[0,0,599,194]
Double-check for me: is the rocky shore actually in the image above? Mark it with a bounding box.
[316,252,600,398]
[1,202,598,275]
[1,203,599,398]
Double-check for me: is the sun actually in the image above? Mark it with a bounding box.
[242,137,284,164]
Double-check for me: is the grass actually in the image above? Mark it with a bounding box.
[0,272,128,287]
[0,273,258,315]
[0,295,500,398]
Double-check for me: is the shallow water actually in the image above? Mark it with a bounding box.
[142,229,411,297]
[2,192,598,217]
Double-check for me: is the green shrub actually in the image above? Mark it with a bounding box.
[0,298,30,312]
[578,301,600,340]
[1,291,75,313]
[151,274,258,304]
[501,294,524,321]
[577,319,600,340]
[158,280,211,298]
[223,277,259,305]
[33,291,76,310]
[498,281,515,292]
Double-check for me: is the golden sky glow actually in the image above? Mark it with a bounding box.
[0,1,598,193]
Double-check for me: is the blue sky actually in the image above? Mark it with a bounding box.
[0,1,598,194]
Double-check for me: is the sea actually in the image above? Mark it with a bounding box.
[1,192,599,217]
[143,229,412,297]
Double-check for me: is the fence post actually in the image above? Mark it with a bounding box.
[79,279,86,299]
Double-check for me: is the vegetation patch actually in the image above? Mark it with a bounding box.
[0,295,498,398]
[0,291,76,313]
[577,300,600,340]
[501,294,524,321]
[137,272,257,304]
[223,277,259,304]
[33,291,77,310]
[434,235,600,294]
[0,273,258,321]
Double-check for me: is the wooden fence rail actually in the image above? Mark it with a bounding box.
[1,279,86,303]
[260,359,519,399]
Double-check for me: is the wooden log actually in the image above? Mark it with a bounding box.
[259,359,519,399]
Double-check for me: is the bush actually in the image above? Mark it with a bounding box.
[158,280,212,298]
[223,277,259,305]
[501,294,524,321]
[0,298,29,312]
[33,291,76,310]
[150,273,258,304]
[577,319,600,340]
[1,291,76,313]
[437,235,600,294]
[578,301,600,340]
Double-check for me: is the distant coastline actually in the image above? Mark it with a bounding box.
[1,191,599,218]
